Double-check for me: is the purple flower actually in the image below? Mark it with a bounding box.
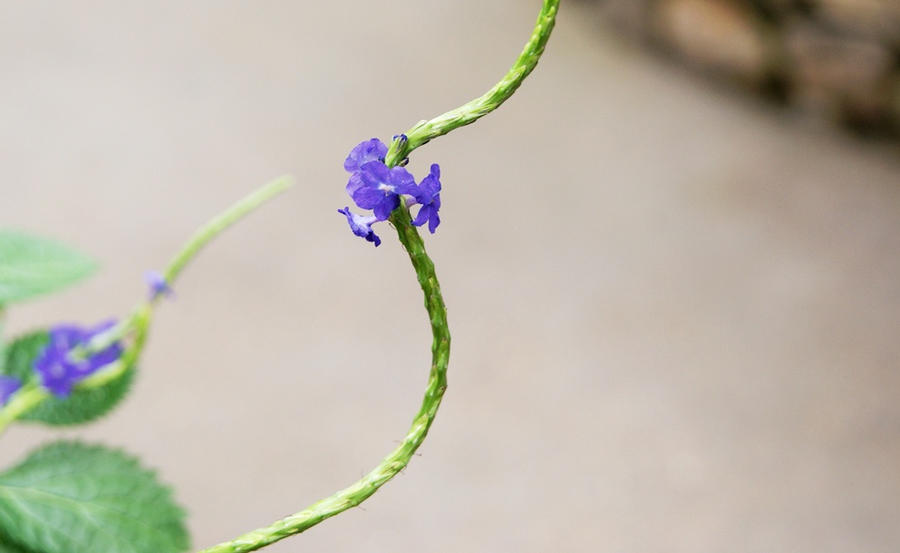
[411,164,442,233]
[33,320,124,397]
[339,138,445,245]
[144,270,174,300]
[338,207,382,247]
[0,376,22,406]
[349,161,417,221]
[343,138,387,173]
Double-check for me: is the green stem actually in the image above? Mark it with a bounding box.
[385,0,559,166]
[164,177,292,285]
[197,2,558,551]
[81,176,293,357]
[197,209,449,553]
[0,384,47,432]
[0,178,292,434]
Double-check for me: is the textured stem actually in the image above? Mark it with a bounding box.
[385,0,559,166]
[197,208,449,553]
[197,2,558,551]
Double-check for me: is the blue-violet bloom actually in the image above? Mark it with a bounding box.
[145,270,174,300]
[0,375,22,406]
[33,320,124,397]
[338,207,382,247]
[349,161,417,221]
[411,164,442,233]
[344,138,387,174]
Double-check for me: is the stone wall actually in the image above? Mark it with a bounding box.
[580,0,900,137]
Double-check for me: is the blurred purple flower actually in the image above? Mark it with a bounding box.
[34,320,124,397]
[144,270,174,300]
[0,376,22,406]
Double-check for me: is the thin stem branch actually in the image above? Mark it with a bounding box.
[164,177,293,285]
[0,178,292,434]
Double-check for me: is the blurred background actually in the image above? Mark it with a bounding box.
[580,0,900,138]
[1,1,898,552]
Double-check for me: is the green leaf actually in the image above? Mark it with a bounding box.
[0,441,189,553]
[0,538,31,553]
[1,331,135,426]
[0,230,96,304]
[1,332,46,384]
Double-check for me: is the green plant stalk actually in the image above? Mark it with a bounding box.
[0,177,292,434]
[164,177,292,285]
[384,0,559,166]
[197,208,449,553]
[0,383,47,432]
[197,2,559,551]
[82,175,294,357]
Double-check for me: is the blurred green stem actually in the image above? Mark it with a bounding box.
[0,177,292,435]
[80,176,293,356]
[164,177,292,285]
[197,1,558,552]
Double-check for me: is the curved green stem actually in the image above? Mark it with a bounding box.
[0,384,47,432]
[82,176,292,357]
[164,177,292,285]
[197,1,558,551]
[197,208,449,553]
[385,0,559,166]
[0,178,292,434]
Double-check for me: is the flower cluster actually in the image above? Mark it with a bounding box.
[0,375,21,406]
[338,137,443,246]
[34,320,124,397]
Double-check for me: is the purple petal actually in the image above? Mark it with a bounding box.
[352,187,386,210]
[428,210,441,234]
[388,166,415,188]
[49,325,87,349]
[144,271,173,300]
[346,172,366,197]
[337,207,382,247]
[88,343,124,371]
[35,319,124,397]
[415,163,442,203]
[359,160,390,185]
[412,204,432,227]
[0,376,22,406]
[344,138,387,173]
[338,207,368,237]
[34,347,77,397]
[373,194,400,221]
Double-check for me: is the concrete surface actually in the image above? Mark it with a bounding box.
[1,1,899,552]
